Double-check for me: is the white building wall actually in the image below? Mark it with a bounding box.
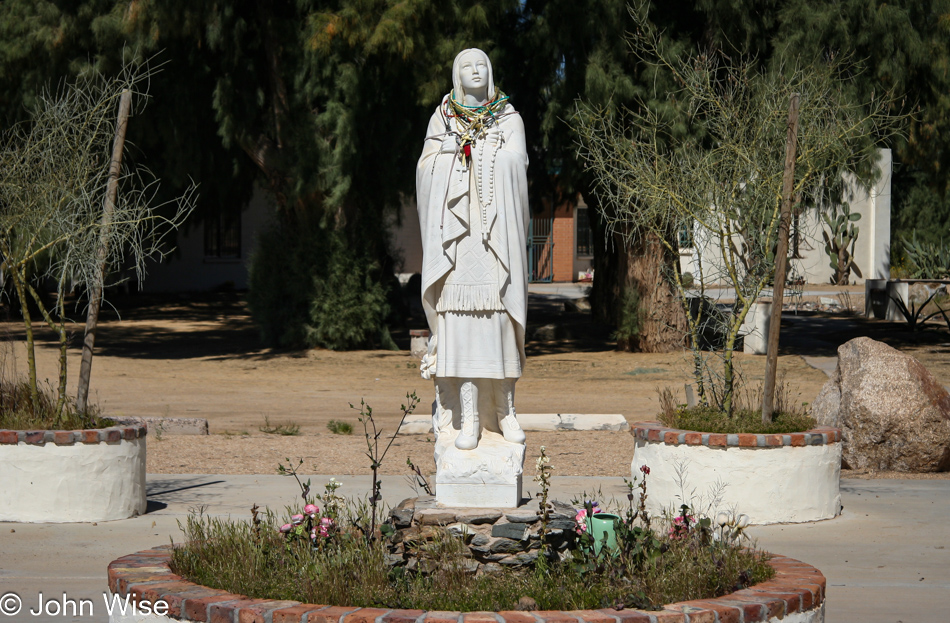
[389,197,423,276]
[140,186,274,292]
[681,148,891,285]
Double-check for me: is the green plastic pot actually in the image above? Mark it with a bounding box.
[586,512,620,555]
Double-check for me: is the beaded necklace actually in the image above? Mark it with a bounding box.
[440,90,511,240]
[445,89,509,166]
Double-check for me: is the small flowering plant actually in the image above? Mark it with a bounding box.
[668,509,695,540]
[573,501,603,534]
[568,465,665,575]
[714,511,751,544]
[279,498,339,548]
[277,457,342,548]
[534,446,554,553]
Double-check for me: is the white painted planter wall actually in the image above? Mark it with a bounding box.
[0,430,146,523]
[632,427,842,525]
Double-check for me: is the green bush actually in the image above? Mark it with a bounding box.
[248,219,395,350]
[612,289,642,347]
[326,420,353,435]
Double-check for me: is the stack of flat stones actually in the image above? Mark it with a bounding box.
[387,497,578,574]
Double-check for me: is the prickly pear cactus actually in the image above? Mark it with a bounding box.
[822,203,862,285]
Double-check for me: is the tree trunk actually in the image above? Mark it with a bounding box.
[762,93,800,423]
[11,271,39,412]
[627,232,688,352]
[24,281,68,419]
[588,193,686,353]
[76,89,132,415]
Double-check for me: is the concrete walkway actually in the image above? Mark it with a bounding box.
[2,474,948,623]
[802,355,837,378]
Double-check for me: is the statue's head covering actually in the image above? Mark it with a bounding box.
[452,48,495,103]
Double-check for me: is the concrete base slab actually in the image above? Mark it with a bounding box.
[400,412,629,434]
[434,430,524,508]
[435,482,522,508]
[551,413,628,431]
[111,417,209,436]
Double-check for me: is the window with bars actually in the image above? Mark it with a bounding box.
[576,206,593,256]
[678,221,694,249]
[204,211,241,259]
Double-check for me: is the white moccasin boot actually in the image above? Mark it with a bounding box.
[455,380,480,450]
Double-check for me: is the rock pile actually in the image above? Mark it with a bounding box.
[387,497,579,574]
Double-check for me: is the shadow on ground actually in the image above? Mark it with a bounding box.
[524,294,615,356]
[777,313,950,357]
[0,292,269,361]
[2,291,947,362]
[147,477,227,507]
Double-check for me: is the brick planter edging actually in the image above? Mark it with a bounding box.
[0,424,147,445]
[108,547,825,623]
[632,423,841,448]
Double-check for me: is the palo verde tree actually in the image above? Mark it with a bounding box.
[697,0,950,257]
[0,62,194,422]
[574,17,902,415]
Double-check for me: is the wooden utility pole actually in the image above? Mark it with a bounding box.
[76,89,132,414]
[762,93,800,424]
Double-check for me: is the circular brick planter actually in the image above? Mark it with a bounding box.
[0,424,147,522]
[107,546,826,623]
[631,423,842,525]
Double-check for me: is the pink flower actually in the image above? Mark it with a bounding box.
[574,506,601,534]
[640,465,650,475]
[291,514,305,525]
[668,514,695,540]
[279,523,292,533]
[311,528,318,540]
[318,517,334,537]
[304,504,319,516]
[574,510,588,534]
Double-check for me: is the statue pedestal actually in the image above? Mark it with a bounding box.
[434,430,524,508]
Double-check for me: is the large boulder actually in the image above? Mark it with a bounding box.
[811,337,950,472]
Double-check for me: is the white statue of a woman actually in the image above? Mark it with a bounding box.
[416,48,529,452]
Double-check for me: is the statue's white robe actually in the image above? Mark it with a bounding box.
[416,97,529,380]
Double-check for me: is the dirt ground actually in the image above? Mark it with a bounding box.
[3,289,949,479]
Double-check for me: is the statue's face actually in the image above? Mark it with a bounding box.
[457,51,489,94]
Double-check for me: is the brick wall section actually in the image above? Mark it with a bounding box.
[632,423,841,448]
[0,424,147,445]
[107,547,825,623]
[551,216,574,282]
